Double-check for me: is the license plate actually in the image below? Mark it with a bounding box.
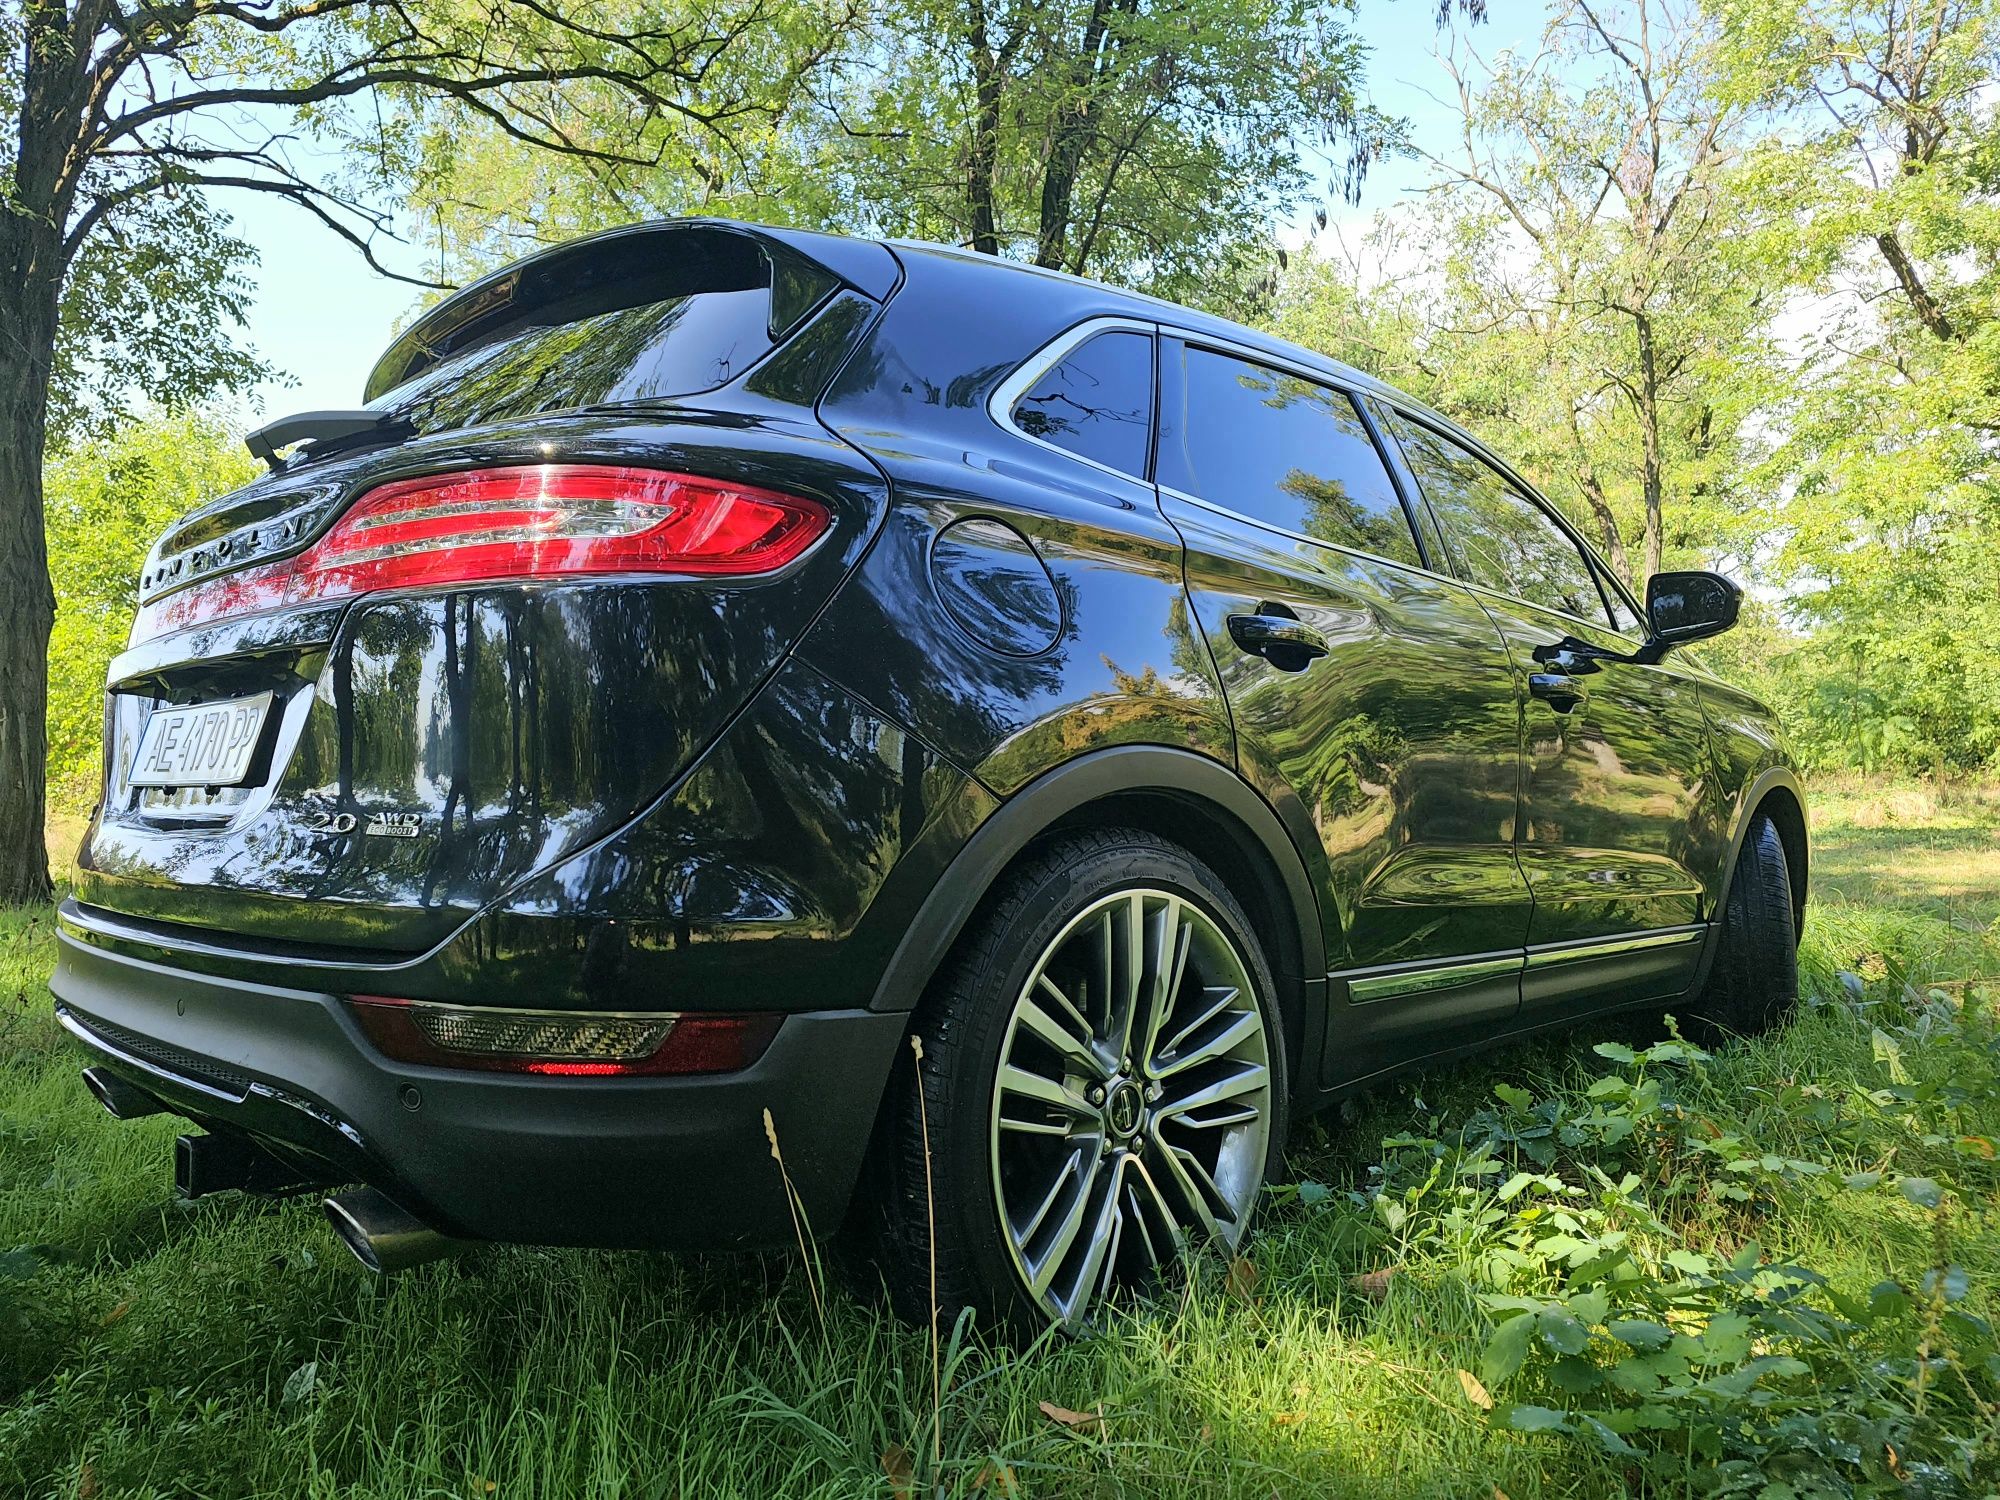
[130,691,274,788]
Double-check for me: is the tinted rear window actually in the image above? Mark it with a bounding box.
[1162,347,1421,567]
[377,286,779,435]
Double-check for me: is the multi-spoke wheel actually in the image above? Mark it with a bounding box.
[992,889,1272,1323]
[848,829,1286,1331]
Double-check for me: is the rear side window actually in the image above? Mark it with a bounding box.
[1383,410,1609,624]
[1010,331,1154,477]
[1162,347,1421,568]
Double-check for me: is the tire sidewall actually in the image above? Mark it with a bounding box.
[1702,816,1798,1038]
[930,834,1288,1326]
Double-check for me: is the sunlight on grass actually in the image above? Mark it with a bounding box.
[40,810,90,888]
[4,785,1998,1496]
[1809,775,2000,929]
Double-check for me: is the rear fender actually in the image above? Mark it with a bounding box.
[863,745,1327,1112]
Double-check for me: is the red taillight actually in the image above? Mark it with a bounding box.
[348,997,780,1077]
[133,465,830,642]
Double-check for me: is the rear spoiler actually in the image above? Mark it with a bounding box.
[244,409,394,471]
[361,219,902,404]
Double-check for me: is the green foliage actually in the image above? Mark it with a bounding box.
[392,0,1405,308]
[1704,0,2000,774]
[1342,990,2000,1493]
[49,191,276,447]
[1263,0,2000,775]
[1266,0,1785,584]
[42,414,259,810]
[2,790,1997,1495]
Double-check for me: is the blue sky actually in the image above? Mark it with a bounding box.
[221,0,1543,418]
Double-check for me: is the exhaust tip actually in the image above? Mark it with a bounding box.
[82,1066,165,1121]
[323,1187,457,1275]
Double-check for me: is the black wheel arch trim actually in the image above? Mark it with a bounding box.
[865,744,1327,1021]
[1687,765,1808,1000]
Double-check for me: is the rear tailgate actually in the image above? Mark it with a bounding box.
[73,224,896,954]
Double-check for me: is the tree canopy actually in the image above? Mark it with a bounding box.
[387,0,1410,303]
[1268,0,2000,773]
[0,0,898,901]
[11,0,2000,899]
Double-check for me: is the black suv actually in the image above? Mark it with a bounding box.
[53,218,1806,1328]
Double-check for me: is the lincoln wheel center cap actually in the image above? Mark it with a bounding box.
[1104,1079,1145,1139]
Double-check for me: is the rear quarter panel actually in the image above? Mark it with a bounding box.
[801,253,1233,796]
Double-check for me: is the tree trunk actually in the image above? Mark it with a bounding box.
[1566,404,1631,582]
[1874,230,1957,342]
[1577,470,1633,583]
[1033,0,1115,269]
[1,3,90,905]
[963,0,1004,257]
[1635,310,1664,581]
[0,214,61,906]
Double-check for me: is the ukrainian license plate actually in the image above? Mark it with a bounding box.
[129,691,274,788]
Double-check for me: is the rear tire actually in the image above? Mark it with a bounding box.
[848,828,1287,1332]
[1689,815,1799,1040]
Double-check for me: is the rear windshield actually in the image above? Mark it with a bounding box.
[375,288,776,434]
[368,232,835,434]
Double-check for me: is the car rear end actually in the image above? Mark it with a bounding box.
[51,220,912,1259]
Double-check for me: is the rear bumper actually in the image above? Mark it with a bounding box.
[50,926,905,1250]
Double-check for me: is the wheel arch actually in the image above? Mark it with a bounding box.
[1748,777,1809,942]
[866,745,1327,1077]
[1687,766,1810,1006]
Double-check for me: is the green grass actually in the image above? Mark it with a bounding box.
[4,786,1999,1498]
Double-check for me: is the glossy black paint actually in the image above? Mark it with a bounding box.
[53,218,1806,1255]
[79,408,894,955]
[806,255,1235,796]
[363,221,901,403]
[1472,598,1719,1015]
[1647,569,1743,647]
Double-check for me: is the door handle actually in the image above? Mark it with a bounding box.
[1529,671,1586,713]
[1227,612,1329,668]
[1540,645,1601,676]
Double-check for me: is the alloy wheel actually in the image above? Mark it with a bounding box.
[987,887,1273,1325]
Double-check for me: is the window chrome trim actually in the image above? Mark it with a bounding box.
[987,315,1159,484]
[1157,482,1437,581]
[1344,950,1522,1005]
[995,314,1650,647]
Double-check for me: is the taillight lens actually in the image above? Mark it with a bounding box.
[349,997,780,1076]
[133,465,830,642]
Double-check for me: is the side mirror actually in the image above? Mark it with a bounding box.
[1644,570,1741,654]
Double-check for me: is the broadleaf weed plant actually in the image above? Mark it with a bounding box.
[1306,976,2000,1495]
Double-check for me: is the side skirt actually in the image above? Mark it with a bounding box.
[1520,925,1707,1023]
[1318,923,1711,1095]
